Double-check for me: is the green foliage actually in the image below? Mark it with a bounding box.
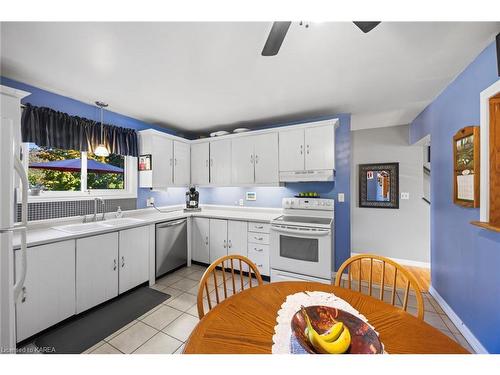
[28,146,125,191]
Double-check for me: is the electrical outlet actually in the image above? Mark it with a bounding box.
[147,197,155,207]
[239,199,244,206]
[338,193,345,203]
[401,192,410,200]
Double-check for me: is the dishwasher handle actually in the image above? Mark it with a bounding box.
[157,219,187,228]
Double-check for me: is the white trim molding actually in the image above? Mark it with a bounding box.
[350,252,430,269]
[480,79,500,222]
[429,286,488,354]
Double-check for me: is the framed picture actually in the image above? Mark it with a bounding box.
[359,163,399,209]
[453,126,480,208]
[138,154,152,171]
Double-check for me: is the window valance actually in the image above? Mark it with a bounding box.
[21,103,139,157]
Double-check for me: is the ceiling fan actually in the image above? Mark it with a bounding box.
[261,21,381,56]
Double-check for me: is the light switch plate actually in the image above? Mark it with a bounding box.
[239,199,244,206]
[401,192,410,200]
[338,193,345,202]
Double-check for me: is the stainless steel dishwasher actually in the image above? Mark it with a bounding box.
[156,219,188,278]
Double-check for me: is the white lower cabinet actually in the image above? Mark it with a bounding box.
[191,217,210,263]
[76,233,119,314]
[118,226,149,294]
[209,219,228,263]
[227,220,248,271]
[15,240,76,342]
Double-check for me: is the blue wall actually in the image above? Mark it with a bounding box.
[409,42,500,353]
[1,76,351,271]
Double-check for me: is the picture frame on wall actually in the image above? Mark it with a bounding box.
[138,154,152,171]
[453,126,480,208]
[359,162,399,209]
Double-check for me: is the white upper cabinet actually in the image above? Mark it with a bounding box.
[254,133,279,184]
[231,133,279,185]
[139,130,190,188]
[231,136,255,185]
[191,142,210,185]
[279,128,305,172]
[173,140,190,186]
[210,139,231,185]
[304,124,335,170]
[278,121,336,181]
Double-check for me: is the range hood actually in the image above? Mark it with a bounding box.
[279,170,335,182]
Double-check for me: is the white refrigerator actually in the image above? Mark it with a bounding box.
[0,85,30,353]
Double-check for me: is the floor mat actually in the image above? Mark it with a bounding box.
[33,286,170,354]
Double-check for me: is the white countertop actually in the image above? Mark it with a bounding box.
[13,205,281,250]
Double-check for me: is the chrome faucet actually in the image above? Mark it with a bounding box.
[93,197,105,222]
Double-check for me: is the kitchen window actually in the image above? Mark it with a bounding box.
[23,142,137,201]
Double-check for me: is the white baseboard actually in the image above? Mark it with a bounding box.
[429,285,488,354]
[351,252,430,268]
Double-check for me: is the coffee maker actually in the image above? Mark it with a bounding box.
[184,186,200,212]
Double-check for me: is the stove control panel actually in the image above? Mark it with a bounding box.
[282,198,334,210]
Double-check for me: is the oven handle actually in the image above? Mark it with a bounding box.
[271,225,331,237]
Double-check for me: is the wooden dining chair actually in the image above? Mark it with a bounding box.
[334,254,425,320]
[197,254,264,319]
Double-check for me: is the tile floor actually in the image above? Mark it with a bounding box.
[82,264,474,354]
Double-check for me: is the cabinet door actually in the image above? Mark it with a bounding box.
[76,233,119,313]
[119,227,149,294]
[209,219,228,263]
[305,124,335,170]
[15,240,76,342]
[227,220,248,257]
[210,139,231,185]
[191,142,210,185]
[231,136,255,184]
[152,136,173,187]
[254,133,279,183]
[191,217,210,264]
[279,128,304,171]
[173,141,191,186]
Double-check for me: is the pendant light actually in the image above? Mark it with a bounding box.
[94,101,110,157]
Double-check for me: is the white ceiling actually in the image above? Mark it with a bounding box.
[1,22,499,134]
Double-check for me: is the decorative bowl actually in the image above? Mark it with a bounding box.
[290,305,383,354]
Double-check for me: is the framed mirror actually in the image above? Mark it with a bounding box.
[359,163,399,209]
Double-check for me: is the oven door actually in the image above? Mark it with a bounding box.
[270,224,332,280]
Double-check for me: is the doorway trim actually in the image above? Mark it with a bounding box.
[479,79,500,222]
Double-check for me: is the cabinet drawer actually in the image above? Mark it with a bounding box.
[247,222,270,234]
[247,232,270,245]
[247,243,269,257]
[248,248,270,277]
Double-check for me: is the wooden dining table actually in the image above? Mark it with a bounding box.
[183,281,468,354]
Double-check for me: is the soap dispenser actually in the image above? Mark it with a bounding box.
[115,206,123,218]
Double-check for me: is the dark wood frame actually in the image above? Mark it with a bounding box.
[359,162,399,209]
[453,126,480,208]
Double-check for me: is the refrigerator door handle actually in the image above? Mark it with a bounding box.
[13,156,28,300]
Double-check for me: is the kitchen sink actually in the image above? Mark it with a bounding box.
[101,217,145,226]
[52,222,110,234]
[52,217,145,233]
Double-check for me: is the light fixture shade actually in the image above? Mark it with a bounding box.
[94,144,110,157]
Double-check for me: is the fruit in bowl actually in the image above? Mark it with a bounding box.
[301,306,351,354]
[290,305,383,354]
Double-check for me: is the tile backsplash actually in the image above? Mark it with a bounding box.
[17,198,137,222]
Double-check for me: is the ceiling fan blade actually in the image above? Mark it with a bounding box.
[353,21,381,33]
[261,21,291,56]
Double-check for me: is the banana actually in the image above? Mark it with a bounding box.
[320,322,344,342]
[300,306,351,354]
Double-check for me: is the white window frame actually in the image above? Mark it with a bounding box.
[22,143,137,202]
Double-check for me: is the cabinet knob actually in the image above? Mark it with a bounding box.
[255,155,259,164]
[228,240,232,248]
[205,236,209,245]
[113,259,117,271]
[121,256,125,268]
[223,240,227,248]
[300,145,303,155]
[250,154,254,164]
[254,248,263,252]
[306,144,310,154]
